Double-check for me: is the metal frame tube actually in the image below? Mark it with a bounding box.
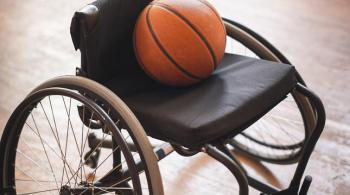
[288,84,326,191]
[204,144,249,195]
[217,145,279,194]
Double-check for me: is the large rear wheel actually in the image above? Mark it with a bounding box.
[0,76,164,195]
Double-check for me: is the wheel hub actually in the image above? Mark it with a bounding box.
[60,182,94,195]
[59,185,71,195]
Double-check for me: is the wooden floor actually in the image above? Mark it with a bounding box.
[0,0,349,194]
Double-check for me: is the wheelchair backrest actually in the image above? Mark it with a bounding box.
[70,0,151,85]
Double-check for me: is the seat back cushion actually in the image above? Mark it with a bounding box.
[71,0,156,96]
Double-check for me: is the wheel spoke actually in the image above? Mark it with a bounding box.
[62,97,82,156]
[16,149,53,178]
[65,127,109,186]
[91,121,127,184]
[15,165,44,187]
[80,105,87,182]
[48,97,74,187]
[24,122,78,183]
[18,188,59,195]
[61,96,75,186]
[29,113,60,190]
[16,178,63,184]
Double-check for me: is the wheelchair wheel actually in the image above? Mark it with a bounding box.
[0,76,163,194]
[223,18,317,164]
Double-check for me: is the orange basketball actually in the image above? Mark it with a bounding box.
[133,0,226,86]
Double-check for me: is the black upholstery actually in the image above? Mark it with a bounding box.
[109,54,296,147]
[71,0,150,84]
[71,0,297,148]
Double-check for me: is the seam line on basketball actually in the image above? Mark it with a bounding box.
[197,0,221,21]
[197,0,227,54]
[146,6,203,80]
[152,2,217,69]
[133,15,164,84]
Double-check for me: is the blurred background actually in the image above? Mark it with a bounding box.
[0,0,349,194]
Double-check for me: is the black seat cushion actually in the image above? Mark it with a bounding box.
[106,54,297,148]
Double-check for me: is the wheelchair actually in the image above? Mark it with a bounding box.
[0,0,326,194]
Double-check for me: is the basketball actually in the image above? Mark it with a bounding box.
[133,0,226,86]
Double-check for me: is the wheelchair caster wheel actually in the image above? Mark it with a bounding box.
[84,148,101,168]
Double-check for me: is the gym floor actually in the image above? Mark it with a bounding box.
[0,0,349,194]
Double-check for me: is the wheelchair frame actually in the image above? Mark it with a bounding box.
[0,10,326,194]
[72,18,326,194]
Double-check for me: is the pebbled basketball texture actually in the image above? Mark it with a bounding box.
[133,0,226,87]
